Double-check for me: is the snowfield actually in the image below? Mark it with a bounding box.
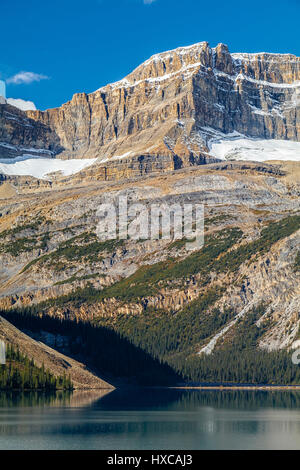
[0,156,98,180]
[208,134,300,162]
[0,134,299,182]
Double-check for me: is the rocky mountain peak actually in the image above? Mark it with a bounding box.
[1,41,300,177]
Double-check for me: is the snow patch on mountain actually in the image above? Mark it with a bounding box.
[0,156,98,180]
[207,132,300,162]
[0,142,53,155]
[7,98,37,111]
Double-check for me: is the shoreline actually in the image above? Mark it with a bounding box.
[169,385,300,390]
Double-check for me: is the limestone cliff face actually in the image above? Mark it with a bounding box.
[0,103,62,159]
[26,42,300,163]
[1,42,300,168]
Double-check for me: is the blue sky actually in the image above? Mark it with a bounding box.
[1,0,300,110]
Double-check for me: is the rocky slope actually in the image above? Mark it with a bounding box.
[0,42,299,385]
[1,42,300,176]
[0,162,299,364]
[0,315,114,389]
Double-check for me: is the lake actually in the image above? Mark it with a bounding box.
[0,388,300,450]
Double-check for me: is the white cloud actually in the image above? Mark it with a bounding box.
[143,0,157,4]
[7,71,49,85]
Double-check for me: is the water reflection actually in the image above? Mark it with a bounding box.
[0,389,112,408]
[0,389,300,450]
[0,390,72,408]
[1,388,300,410]
[96,388,300,410]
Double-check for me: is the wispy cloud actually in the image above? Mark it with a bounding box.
[7,71,50,85]
[143,0,157,4]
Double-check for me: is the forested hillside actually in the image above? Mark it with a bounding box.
[0,344,73,390]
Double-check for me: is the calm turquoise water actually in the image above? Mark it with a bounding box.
[0,389,300,450]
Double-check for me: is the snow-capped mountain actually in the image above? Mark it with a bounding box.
[0,41,300,179]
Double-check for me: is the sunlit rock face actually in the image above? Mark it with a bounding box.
[2,42,300,169]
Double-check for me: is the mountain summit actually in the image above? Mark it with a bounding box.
[1,42,300,173]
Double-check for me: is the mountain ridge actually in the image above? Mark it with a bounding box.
[1,42,299,177]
